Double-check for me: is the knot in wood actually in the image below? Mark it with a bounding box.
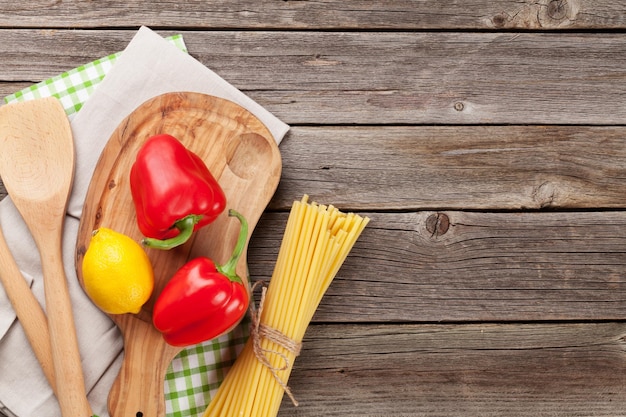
[538,0,579,28]
[426,213,449,237]
[493,0,579,29]
[491,13,507,28]
[532,181,557,208]
[548,0,568,20]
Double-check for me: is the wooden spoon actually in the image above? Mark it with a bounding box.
[75,92,282,417]
[0,97,92,417]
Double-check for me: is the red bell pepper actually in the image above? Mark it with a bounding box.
[153,209,249,347]
[130,133,226,250]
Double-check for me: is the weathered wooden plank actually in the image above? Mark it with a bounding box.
[277,322,626,416]
[0,203,621,322]
[249,210,626,322]
[0,219,623,410]
[3,125,626,208]
[1,30,626,124]
[0,322,623,417]
[0,30,140,81]
[272,126,626,210]
[0,0,625,30]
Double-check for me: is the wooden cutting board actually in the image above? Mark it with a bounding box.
[75,92,282,417]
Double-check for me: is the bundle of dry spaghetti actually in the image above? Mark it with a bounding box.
[203,195,369,417]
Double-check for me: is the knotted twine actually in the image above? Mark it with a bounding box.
[249,280,302,406]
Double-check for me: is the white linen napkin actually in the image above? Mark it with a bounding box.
[0,26,288,417]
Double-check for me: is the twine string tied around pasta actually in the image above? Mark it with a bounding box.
[250,280,302,406]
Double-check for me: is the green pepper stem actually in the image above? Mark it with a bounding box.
[216,209,248,284]
[142,214,202,250]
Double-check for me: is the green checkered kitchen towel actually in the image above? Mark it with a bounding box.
[4,34,249,417]
[5,35,187,117]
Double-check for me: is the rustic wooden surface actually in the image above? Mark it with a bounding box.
[1,1,625,416]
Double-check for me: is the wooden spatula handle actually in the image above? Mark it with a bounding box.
[39,232,93,417]
[0,227,56,392]
[108,318,178,417]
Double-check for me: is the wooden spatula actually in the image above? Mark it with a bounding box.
[0,97,93,417]
[75,92,282,417]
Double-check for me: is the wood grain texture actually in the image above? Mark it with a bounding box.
[1,30,626,124]
[271,126,626,210]
[0,0,625,30]
[7,124,626,210]
[249,210,626,322]
[276,322,626,416]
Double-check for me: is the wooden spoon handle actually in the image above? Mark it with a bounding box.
[108,318,178,417]
[39,231,93,417]
[0,226,56,392]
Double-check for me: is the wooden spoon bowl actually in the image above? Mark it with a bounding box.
[74,92,282,417]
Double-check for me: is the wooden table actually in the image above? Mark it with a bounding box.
[1,1,625,416]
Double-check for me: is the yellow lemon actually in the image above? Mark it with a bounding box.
[82,227,154,315]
